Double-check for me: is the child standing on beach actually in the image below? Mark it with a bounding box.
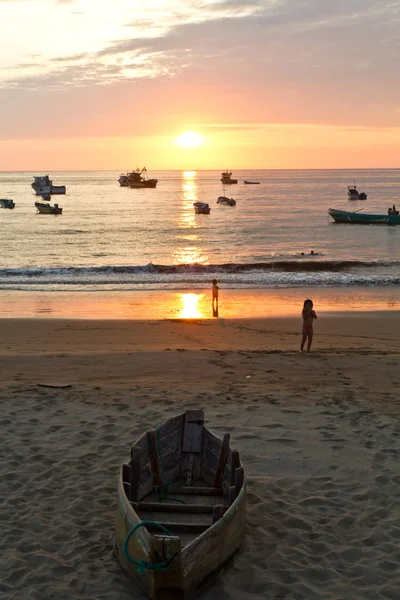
[301,299,317,352]
[212,279,219,309]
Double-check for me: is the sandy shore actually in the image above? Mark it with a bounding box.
[1,314,399,599]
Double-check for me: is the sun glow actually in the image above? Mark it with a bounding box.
[179,293,205,318]
[175,131,204,147]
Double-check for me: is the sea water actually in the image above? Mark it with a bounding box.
[1,169,400,292]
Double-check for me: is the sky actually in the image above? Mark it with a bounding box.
[0,0,399,170]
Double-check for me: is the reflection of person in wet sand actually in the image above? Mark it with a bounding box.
[212,279,219,311]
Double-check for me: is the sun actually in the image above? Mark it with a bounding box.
[175,131,204,147]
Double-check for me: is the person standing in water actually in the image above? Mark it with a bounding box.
[301,299,317,352]
[212,279,219,310]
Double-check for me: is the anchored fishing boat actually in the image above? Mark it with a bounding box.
[31,175,66,196]
[328,208,400,225]
[217,196,236,206]
[193,202,211,214]
[126,168,158,189]
[221,171,237,185]
[0,198,15,209]
[347,181,367,200]
[115,409,246,600]
[35,201,63,214]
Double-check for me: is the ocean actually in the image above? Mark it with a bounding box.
[1,169,400,293]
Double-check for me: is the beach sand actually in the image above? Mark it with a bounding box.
[1,314,399,599]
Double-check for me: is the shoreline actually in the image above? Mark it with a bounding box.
[0,286,400,319]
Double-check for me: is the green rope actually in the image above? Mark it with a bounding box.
[123,521,176,573]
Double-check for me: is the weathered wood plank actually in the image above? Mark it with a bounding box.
[228,485,237,505]
[230,450,240,486]
[151,535,182,595]
[212,504,224,523]
[152,485,223,496]
[182,422,194,453]
[147,430,162,486]
[203,429,222,455]
[146,521,209,534]
[235,466,244,497]
[214,433,230,488]
[185,409,204,423]
[130,447,140,502]
[202,445,220,472]
[133,502,228,514]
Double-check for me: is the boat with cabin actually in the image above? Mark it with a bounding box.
[114,409,246,600]
[35,201,63,215]
[347,182,367,200]
[193,202,211,214]
[31,175,66,196]
[221,171,237,185]
[217,196,236,207]
[0,198,15,209]
[328,208,400,225]
[126,168,158,189]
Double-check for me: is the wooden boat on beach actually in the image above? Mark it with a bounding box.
[328,208,400,225]
[115,409,246,600]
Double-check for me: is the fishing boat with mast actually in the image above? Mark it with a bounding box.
[115,409,246,600]
[125,167,158,189]
[221,171,237,185]
[347,181,367,200]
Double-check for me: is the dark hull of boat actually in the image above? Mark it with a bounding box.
[35,201,63,214]
[328,208,400,225]
[221,179,237,184]
[217,196,236,206]
[128,179,158,188]
[0,199,15,209]
[115,410,246,600]
[243,181,260,184]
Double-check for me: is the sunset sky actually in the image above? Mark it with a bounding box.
[0,0,399,170]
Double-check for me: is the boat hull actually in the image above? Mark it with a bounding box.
[35,201,62,214]
[328,208,400,225]
[243,181,260,184]
[217,196,236,206]
[115,410,246,600]
[128,179,158,189]
[0,199,15,209]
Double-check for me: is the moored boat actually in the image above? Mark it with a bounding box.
[348,182,367,200]
[243,180,260,184]
[221,171,237,185]
[127,168,158,189]
[193,202,211,214]
[217,196,236,206]
[35,201,63,214]
[0,198,15,209]
[31,175,66,196]
[114,409,246,600]
[328,208,400,224]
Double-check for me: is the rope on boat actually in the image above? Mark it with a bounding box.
[123,521,177,573]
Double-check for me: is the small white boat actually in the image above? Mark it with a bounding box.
[193,202,211,214]
[217,196,236,206]
[0,198,15,209]
[35,201,63,214]
[348,182,367,200]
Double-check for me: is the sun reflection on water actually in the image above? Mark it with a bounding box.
[173,171,208,266]
[178,293,205,318]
